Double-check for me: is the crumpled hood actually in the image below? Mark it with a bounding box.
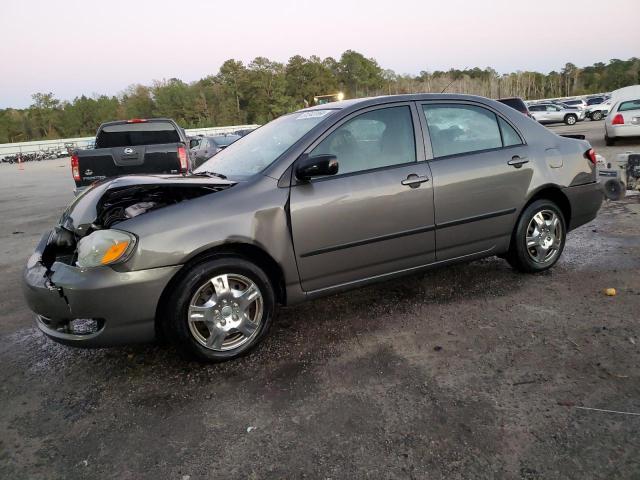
[60,174,236,236]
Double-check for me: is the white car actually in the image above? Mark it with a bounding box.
[587,99,613,121]
[605,98,640,145]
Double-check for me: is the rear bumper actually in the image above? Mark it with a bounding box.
[23,232,181,347]
[562,182,603,231]
[606,124,640,138]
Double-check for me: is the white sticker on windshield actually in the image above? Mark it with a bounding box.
[297,110,331,120]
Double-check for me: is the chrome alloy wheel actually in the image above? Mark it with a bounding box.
[187,274,263,351]
[526,210,563,264]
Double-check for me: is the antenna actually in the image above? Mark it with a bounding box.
[441,67,468,93]
[440,79,456,93]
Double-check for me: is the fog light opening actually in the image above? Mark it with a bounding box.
[69,318,102,335]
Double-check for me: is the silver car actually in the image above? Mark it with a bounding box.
[23,94,603,362]
[605,98,640,145]
[529,103,585,125]
[561,99,588,111]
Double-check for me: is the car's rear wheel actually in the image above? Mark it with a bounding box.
[506,200,566,273]
[163,257,275,362]
[564,114,577,125]
[591,111,603,121]
[605,134,615,146]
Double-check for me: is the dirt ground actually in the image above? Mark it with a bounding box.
[1,120,639,479]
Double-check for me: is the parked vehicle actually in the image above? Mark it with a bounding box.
[586,97,605,106]
[190,134,241,168]
[71,118,191,194]
[23,94,602,362]
[529,103,585,125]
[560,99,588,111]
[497,97,534,119]
[586,99,613,121]
[234,128,258,137]
[605,98,640,145]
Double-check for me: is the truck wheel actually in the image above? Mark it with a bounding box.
[506,199,566,273]
[605,135,615,146]
[591,111,603,121]
[163,257,276,362]
[564,114,577,125]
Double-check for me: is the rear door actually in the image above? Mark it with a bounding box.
[418,101,533,260]
[289,103,436,292]
[529,105,544,122]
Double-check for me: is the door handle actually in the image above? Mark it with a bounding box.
[508,156,529,168]
[401,174,430,188]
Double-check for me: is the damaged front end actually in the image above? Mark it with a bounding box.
[23,175,234,345]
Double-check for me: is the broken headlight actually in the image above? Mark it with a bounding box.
[76,230,136,268]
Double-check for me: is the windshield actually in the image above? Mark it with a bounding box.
[195,110,335,177]
[619,99,640,112]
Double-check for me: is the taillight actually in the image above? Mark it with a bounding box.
[585,148,597,166]
[126,118,147,123]
[71,154,80,181]
[177,146,188,172]
[612,114,624,125]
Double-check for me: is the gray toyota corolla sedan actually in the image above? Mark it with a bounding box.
[23,94,603,362]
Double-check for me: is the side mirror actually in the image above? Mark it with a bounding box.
[295,154,339,181]
[189,139,200,149]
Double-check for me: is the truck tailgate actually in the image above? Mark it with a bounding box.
[75,143,184,187]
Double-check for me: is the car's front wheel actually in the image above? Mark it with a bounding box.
[591,111,603,121]
[506,200,566,273]
[163,257,276,362]
[564,114,577,125]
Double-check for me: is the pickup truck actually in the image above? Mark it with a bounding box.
[71,118,190,193]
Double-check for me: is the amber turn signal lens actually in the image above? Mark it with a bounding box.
[100,240,130,265]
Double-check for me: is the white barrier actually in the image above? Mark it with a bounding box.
[0,124,260,158]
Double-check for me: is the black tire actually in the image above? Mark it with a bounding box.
[564,114,577,125]
[603,179,624,201]
[591,111,603,121]
[162,257,276,362]
[506,199,566,273]
[605,135,615,146]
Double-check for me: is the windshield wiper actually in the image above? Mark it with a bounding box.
[192,171,228,179]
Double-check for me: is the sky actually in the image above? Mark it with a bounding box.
[1,0,639,108]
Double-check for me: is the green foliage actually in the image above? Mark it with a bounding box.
[1,54,639,142]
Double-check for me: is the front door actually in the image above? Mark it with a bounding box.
[289,104,436,292]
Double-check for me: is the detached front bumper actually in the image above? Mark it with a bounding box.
[562,181,603,231]
[23,231,181,347]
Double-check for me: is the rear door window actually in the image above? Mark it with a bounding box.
[498,117,523,147]
[422,104,503,157]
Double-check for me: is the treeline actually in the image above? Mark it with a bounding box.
[1,51,639,143]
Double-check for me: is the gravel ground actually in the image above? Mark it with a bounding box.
[1,119,639,479]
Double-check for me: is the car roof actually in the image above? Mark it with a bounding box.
[298,93,504,113]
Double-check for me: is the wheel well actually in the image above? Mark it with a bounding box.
[154,243,286,339]
[525,187,572,227]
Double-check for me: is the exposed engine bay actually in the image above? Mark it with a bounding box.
[95,184,222,228]
[42,181,232,269]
